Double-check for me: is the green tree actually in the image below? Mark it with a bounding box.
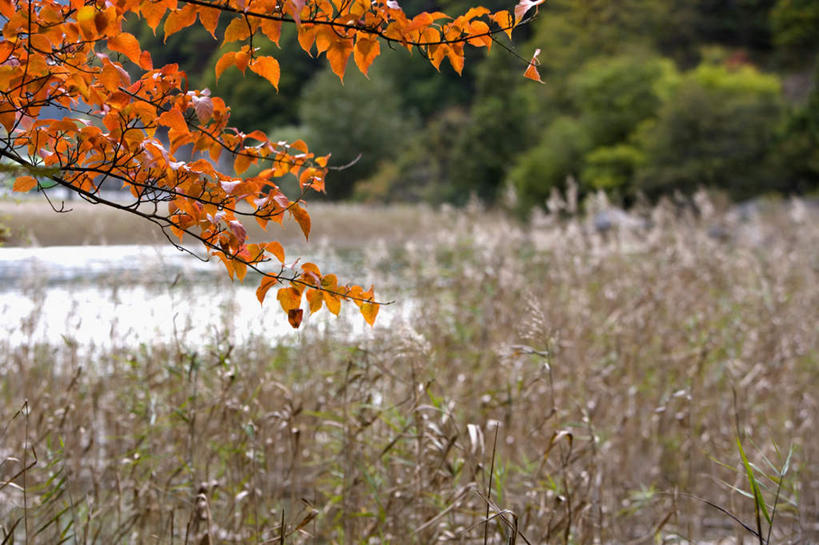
[507,116,592,211]
[299,69,418,199]
[568,53,678,145]
[771,0,819,65]
[775,60,819,192]
[444,45,533,204]
[636,63,785,198]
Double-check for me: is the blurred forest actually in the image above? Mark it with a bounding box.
[131,0,819,210]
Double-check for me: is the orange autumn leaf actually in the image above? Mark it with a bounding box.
[256,275,279,304]
[163,3,197,39]
[197,5,220,38]
[291,204,311,241]
[326,40,353,81]
[12,176,37,192]
[324,293,341,315]
[287,308,303,328]
[223,17,250,43]
[107,32,142,65]
[266,241,285,263]
[306,288,323,313]
[260,19,282,46]
[354,35,380,76]
[234,50,250,73]
[249,56,280,90]
[215,51,236,81]
[361,302,378,326]
[523,48,544,83]
[157,108,188,133]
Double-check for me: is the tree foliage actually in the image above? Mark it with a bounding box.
[1,0,542,326]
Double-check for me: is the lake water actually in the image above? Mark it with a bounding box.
[0,244,403,349]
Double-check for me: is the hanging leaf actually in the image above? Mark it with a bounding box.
[291,204,311,240]
[523,48,544,83]
[256,275,279,304]
[277,286,302,312]
[287,308,303,328]
[249,56,280,90]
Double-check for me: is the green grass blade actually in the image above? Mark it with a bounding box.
[736,436,771,526]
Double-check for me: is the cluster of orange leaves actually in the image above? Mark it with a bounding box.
[1,0,544,327]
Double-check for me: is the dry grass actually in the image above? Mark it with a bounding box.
[1,193,818,544]
[0,198,441,247]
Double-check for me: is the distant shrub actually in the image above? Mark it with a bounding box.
[635,63,785,199]
[771,0,819,62]
[568,54,678,145]
[581,144,646,196]
[507,116,593,211]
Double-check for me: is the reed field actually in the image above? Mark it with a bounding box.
[1,194,818,544]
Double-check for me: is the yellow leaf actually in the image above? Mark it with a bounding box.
[234,260,247,282]
[13,176,37,192]
[323,293,341,315]
[277,286,302,312]
[76,5,97,40]
[306,288,323,313]
[234,50,250,73]
[489,10,513,39]
[297,25,317,55]
[446,47,464,75]
[249,56,280,90]
[320,273,338,290]
[361,302,378,326]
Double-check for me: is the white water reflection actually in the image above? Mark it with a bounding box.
[1,245,401,348]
